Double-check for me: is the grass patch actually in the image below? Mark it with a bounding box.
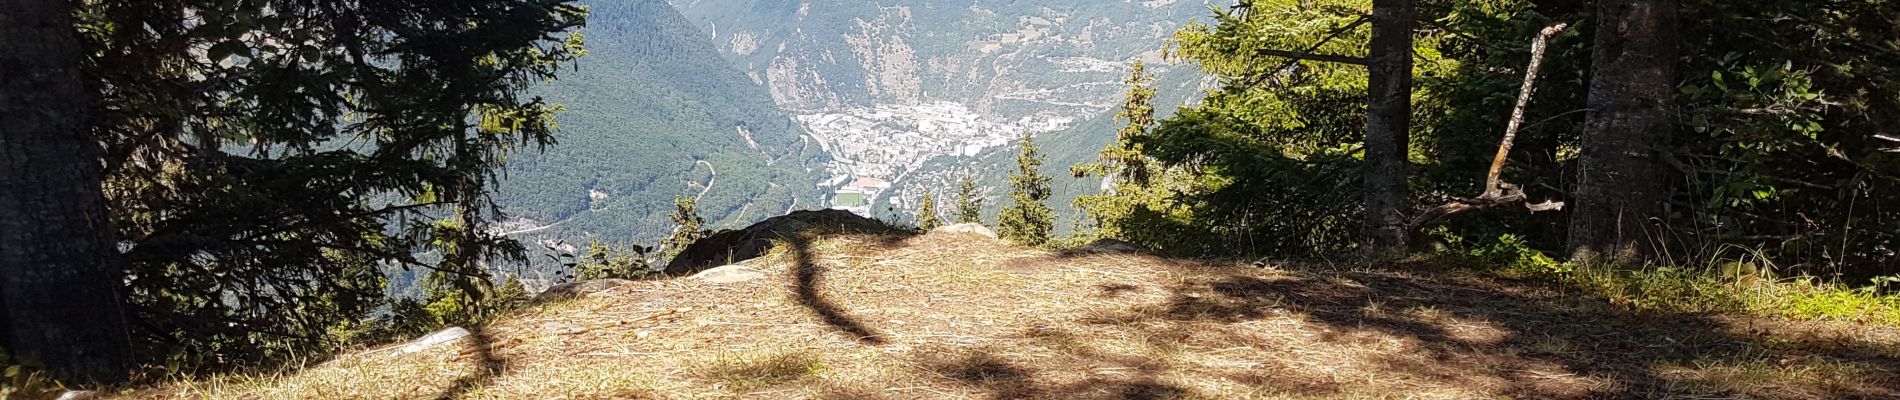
[699,351,828,392]
[1533,266,1900,325]
[1442,234,1900,325]
[1657,357,1899,399]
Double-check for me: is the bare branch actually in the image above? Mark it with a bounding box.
[1484,22,1570,198]
[1409,23,1570,233]
[1257,49,1369,65]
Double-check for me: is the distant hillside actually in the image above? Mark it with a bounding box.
[494,0,830,250]
[666,0,1218,226]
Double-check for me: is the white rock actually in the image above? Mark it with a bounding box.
[399,327,472,354]
[540,322,588,335]
[931,223,998,238]
[56,391,101,400]
[689,265,767,284]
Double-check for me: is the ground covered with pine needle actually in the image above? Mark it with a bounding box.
[125,231,1900,399]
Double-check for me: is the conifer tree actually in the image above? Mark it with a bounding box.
[0,0,132,382]
[1073,61,1157,185]
[1073,62,1167,242]
[663,196,708,261]
[916,190,943,230]
[1361,0,1416,259]
[955,175,984,224]
[998,134,1055,246]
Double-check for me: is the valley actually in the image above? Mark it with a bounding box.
[671,0,1221,220]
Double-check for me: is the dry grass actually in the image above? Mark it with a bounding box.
[120,232,1900,399]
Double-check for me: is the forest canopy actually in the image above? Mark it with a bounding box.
[1074,0,1898,284]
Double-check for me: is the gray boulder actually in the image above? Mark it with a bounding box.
[1075,238,1145,254]
[532,278,636,304]
[663,209,898,275]
[931,223,998,239]
[689,265,767,284]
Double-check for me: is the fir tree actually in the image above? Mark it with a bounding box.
[997,134,1055,246]
[1071,61,1180,245]
[954,175,984,224]
[1072,61,1157,185]
[662,196,708,261]
[916,190,943,230]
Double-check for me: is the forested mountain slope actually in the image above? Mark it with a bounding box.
[495,0,829,249]
[666,0,1217,222]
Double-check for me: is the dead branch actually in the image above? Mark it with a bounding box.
[1409,22,1570,233]
[1257,49,1370,65]
[1245,15,1371,88]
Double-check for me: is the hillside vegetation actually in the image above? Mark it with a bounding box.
[126,231,1900,399]
[497,0,829,248]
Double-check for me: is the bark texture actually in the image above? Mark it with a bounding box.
[0,0,135,384]
[1568,0,1679,264]
[1361,0,1414,258]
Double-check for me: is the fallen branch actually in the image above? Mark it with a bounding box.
[1409,22,1570,233]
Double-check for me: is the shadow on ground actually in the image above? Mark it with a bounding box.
[786,233,890,345]
[907,256,1900,399]
[432,327,506,400]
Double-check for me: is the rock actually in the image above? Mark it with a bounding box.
[540,322,588,335]
[400,327,472,354]
[532,278,636,304]
[664,209,899,275]
[930,222,998,239]
[55,391,102,400]
[1076,238,1145,254]
[689,265,766,284]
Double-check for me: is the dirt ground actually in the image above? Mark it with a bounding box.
[128,232,1900,399]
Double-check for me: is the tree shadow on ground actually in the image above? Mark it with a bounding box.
[1128,265,1900,398]
[896,260,1900,398]
[786,233,889,345]
[914,343,1191,400]
[432,327,507,400]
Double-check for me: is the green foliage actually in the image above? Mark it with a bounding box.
[0,348,62,399]
[915,190,943,231]
[575,239,658,280]
[496,0,829,253]
[1076,0,1898,284]
[953,175,985,225]
[662,197,709,262]
[78,0,587,370]
[998,135,1056,246]
[1068,1,1422,257]
[1072,61,1158,185]
[1437,236,1900,325]
[1070,61,1208,250]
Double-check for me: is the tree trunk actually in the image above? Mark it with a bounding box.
[0,0,135,384]
[1568,0,1678,264]
[1361,0,1414,259]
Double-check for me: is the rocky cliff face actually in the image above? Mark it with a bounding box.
[673,0,1213,117]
